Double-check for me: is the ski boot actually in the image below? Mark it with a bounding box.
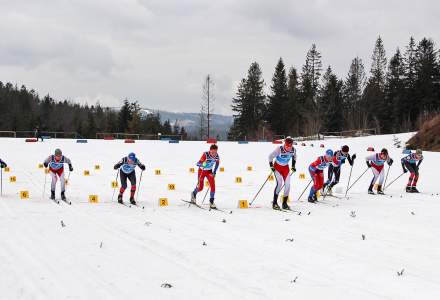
[282,196,290,210]
[308,196,316,203]
[190,191,197,204]
[272,201,281,210]
[326,185,333,196]
[129,196,136,205]
[368,183,374,194]
[117,193,123,204]
[377,185,384,195]
[61,191,66,201]
[406,186,413,193]
[209,198,217,209]
[50,190,56,200]
[411,186,419,193]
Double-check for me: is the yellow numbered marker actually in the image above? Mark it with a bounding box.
[38,164,44,169]
[220,167,225,172]
[189,167,195,173]
[20,191,29,199]
[205,180,210,187]
[94,165,101,170]
[9,176,16,183]
[4,167,10,172]
[84,170,90,176]
[168,184,176,191]
[268,174,274,181]
[155,169,161,175]
[316,190,321,198]
[235,177,242,184]
[111,181,118,188]
[238,200,249,209]
[159,198,169,206]
[247,166,253,171]
[89,195,99,203]
[299,173,306,180]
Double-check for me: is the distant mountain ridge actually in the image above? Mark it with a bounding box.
[141,109,233,139]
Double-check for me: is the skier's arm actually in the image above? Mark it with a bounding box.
[309,157,320,172]
[365,154,375,168]
[291,158,296,172]
[401,162,407,173]
[114,158,124,170]
[43,156,51,168]
[136,159,146,171]
[64,157,73,171]
[417,156,423,168]
[348,153,356,166]
[213,159,220,175]
[197,153,207,168]
[268,147,280,170]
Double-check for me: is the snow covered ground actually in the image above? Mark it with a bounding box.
[1,133,440,300]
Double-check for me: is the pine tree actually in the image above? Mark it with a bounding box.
[364,36,388,132]
[230,62,266,140]
[266,58,289,135]
[343,57,366,129]
[319,66,344,132]
[300,44,322,135]
[118,99,132,132]
[286,67,301,136]
[403,37,418,127]
[385,48,406,132]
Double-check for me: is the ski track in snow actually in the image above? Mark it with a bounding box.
[1,133,440,300]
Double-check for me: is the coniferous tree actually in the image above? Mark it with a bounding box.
[403,37,418,127]
[118,99,132,132]
[319,66,344,132]
[343,57,366,129]
[266,58,289,135]
[286,67,301,136]
[385,48,405,132]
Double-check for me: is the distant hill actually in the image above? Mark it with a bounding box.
[140,109,233,139]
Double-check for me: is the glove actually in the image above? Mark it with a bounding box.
[388,158,394,166]
[44,162,48,168]
[212,172,216,178]
[114,164,120,170]
[69,164,73,172]
[140,164,146,171]
[0,162,6,168]
[351,154,357,160]
[196,162,202,167]
[366,161,371,168]
[269,162,275,172]
[403,168,408,173]
[291,166,296,173]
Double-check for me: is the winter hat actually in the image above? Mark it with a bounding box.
[128,152,136,161]
[55,149,62,156]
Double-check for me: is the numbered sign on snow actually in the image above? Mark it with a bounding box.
[235,177,242,184]
[268,174,274,181]
[238,200,249,209]
[20,191,29,199]
[38,164,44,169]
[299,173,306,180]
[189,167,195,173]
[94,165,101,170]
[205,180,210,187]
[111,181,118,188]
[155,169,161,175]
[9,176,16,183]
[89,195,99,203]
[65,179,69,185]
[84,170,90,176]
[168,184,176,190]
[4,167,10,172]
[159,198,169,207]
[247,166,253,171]
[220,167,225,172]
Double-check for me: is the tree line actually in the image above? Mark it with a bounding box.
[0,83,187,139]
[229,36,440,140]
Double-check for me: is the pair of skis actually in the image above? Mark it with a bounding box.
[181,199,226,212]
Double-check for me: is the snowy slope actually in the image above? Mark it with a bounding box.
[0,133,440,300]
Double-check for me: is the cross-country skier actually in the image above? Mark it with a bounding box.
[308,149,333,203]
[191,144,220,209]
[114,153,145,205]
[401,149,423,193]
[365,148,393,194]
[268,136,296,210]
[323,145,356,195]
[308,149,334,203]
[43,149,73,201]
[0,158,6,169]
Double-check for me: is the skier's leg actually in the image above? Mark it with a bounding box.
[129,172,137,201]
[207,173,216,205]
[50,171,57,199]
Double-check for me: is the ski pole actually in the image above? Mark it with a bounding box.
[250,172,273,206]
[42,169,48,199]
[135,170,144,203]
[298,179,312,202]
[111,169,120,202]
[384,172,405,190]
[346,167,370,194]
[344,164,354,198]
[201,187,210,204]
[0,167,3,197]
[383,164,392,189]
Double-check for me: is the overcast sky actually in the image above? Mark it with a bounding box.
[0,0,438,115]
